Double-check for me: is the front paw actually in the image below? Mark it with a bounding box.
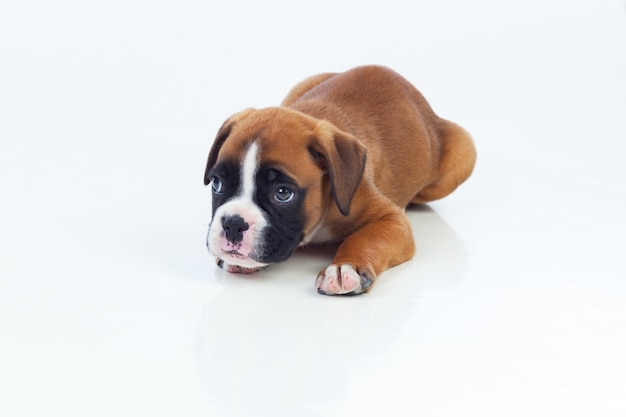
[315,264,375,296]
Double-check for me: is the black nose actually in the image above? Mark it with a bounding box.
[222,215,249,244]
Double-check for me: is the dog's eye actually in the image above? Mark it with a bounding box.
[211,177,223,194]
[273,186,294,203]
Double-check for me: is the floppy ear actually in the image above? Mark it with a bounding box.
[308,121,367,216]
[204,109,255,185]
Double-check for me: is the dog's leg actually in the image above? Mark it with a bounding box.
[411,120,476,204]
[315,208,415,295]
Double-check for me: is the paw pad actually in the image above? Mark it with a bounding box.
[316,264,374,296]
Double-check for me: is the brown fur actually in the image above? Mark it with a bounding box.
[205,65,476,293]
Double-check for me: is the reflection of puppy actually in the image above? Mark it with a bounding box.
[203,65,476,295]
[196,208,468,416]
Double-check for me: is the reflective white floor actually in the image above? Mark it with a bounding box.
[1,1,625,416]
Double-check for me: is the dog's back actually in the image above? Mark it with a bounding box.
[282,65,476,208]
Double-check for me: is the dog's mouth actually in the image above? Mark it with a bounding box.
[216,257,268,274]
[215,248,269,274]
[222,249,246,258]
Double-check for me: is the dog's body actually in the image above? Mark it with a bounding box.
[204,66,476,295]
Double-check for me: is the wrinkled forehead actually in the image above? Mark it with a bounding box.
[256,135,321,187]
[217,123,319,186]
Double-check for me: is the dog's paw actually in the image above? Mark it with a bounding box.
[315,264,375,296]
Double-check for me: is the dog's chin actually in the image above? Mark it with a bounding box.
[215,256,269,274]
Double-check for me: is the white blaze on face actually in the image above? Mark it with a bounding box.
[208,142,269,269]
[240,141,258,200]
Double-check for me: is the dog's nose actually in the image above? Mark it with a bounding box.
[222,215,249,244]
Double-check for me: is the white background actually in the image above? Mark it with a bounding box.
[1,1,625,416]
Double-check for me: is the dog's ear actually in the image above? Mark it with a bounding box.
[309,121,367,216]
[204,109,255,185]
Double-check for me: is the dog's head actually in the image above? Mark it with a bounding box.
[203,107,366,273]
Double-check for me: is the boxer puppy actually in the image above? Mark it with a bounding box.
[204,65,476,295]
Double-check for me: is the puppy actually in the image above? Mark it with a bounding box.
[204,65,476,295]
